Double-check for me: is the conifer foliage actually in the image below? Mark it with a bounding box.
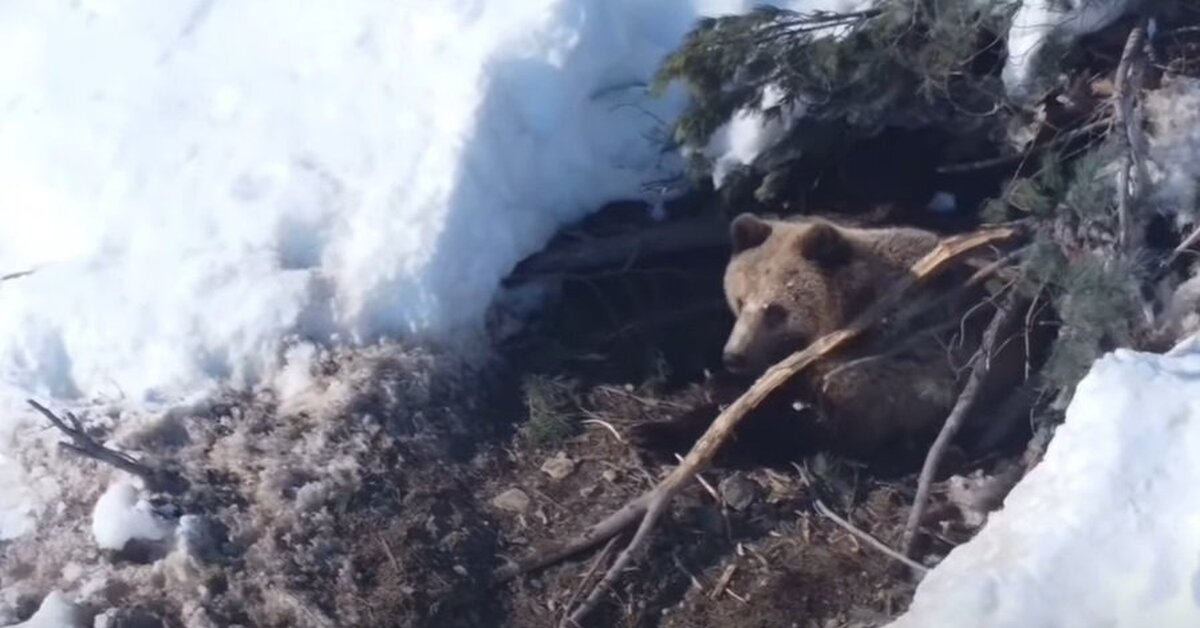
[653,1,1015,192]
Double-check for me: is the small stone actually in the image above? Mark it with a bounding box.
[602,469,619,482]
[491,488,531,513]
[578,484,598,498]
[719,473,760,511]
[540,452,576,481]
[452,565,468,577]
[94,608,166,628]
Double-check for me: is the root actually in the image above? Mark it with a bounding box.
[813,499,928,575]
[494,225,1021,623]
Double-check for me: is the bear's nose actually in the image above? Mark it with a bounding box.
[723,351,748,374]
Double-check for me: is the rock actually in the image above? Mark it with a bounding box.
[719,473,760,511]
[94,608,165,628]
[602,469,619,483]
[11,592,84,628]
[540,452,576,481]
[182,607,218,628]
[491,488,531,513]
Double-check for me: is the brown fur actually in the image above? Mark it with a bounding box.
[634,213,1038,466]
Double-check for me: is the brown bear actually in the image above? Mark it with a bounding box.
[633,213,1037,468]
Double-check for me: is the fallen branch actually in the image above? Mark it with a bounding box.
[28,399,186,493]
[900,294,1015,559]
[506,213,729,281]
[494,225,1020,624]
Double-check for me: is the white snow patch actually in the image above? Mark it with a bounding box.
[887,339,1200,628]
[1002,0,1139,102]
[4,591,84,628]
[91,479,174,551]
[702,84,811,188]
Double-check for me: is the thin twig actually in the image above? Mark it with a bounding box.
[674,453,720,502]
[1113,20,1148,253]
[935,118,1110,174]
[559,536,620,628]
[709,563,738,599]
[378,535,401,573]
[900,295,1015,558]
[813,499,928,574]
[28,399,184,493]
[581,419,626,444]
[1165,223,1200,270]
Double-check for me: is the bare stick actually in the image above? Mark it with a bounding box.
[813,499,928,574]
[28,399,184,493]
[900,297,1014,558]
[496,226,1020,624]
[508,213,728,280]
[709,563,738,599]
[1165,223,1200,269]
[559,536,620,628]
[1113,20,1148,253]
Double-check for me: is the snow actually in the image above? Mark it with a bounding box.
[702,84,811,188]
[0,0,812,538]
[90,480,174,551]
[696,0,873,188]
[1002,0,1140,102]
[1144,76,1200,226]
[887,339,1200,628]
[4,591,83,628]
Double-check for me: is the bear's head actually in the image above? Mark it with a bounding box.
[721,213,936,375]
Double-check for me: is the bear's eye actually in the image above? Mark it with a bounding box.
[763,303,787,327]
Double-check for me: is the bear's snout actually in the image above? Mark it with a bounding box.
[722,350,748,374]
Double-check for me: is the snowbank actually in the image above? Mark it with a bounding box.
[887,339,1200,628]
[0,0,700,408]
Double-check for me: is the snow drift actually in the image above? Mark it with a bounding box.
[888,337,1200,628]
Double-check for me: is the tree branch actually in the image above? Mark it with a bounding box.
[28,399,186,493]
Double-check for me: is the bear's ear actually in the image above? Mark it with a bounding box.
[730,213,772,253]
[796,221,851,269]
